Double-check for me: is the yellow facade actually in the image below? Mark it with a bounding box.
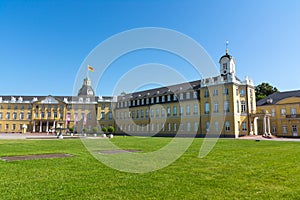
[256,94,300,137]
[0,51,257,138]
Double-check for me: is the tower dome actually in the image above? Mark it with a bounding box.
[78,77,95,96]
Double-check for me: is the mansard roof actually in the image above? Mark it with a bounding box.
[257,90,300,106]
[118,80,201,101]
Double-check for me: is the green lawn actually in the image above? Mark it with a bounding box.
[0,137,299,199]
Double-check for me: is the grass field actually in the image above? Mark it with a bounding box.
[0,137,299,199]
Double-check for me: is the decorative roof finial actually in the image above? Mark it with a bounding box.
[225,40,229,54]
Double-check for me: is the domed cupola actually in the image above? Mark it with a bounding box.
[219,43,236,76]
[78,77,95,96]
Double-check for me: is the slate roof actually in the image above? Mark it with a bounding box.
[257,90,300,106]
[117,80,201,101]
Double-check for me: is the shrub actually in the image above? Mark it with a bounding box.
[108,126,114,133]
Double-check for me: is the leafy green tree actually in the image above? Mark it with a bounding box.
[255,82,279,101]
[92,126,98,133]
[108,126,115,134]
[102,127,107,133]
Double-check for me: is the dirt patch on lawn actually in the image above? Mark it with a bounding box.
[98,149,141,154]
[0,153,73,162]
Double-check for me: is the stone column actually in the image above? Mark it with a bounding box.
[46,121,49,132]
[249,121,253,135]
[33,121,36,132]
[253,117,258,135]
[39,121,42,132]
[267,116,271,136]
[263,116,267,135]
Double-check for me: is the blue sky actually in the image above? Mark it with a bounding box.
[1,0,300,96]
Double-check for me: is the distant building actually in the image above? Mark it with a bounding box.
[256,90,300,137]
[0,49,259,137]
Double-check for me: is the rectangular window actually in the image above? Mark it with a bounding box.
[180,93,184,100]
[173,123,177,132]
[132,111,135,119]
[167,95,171,102]
[193,104,198,115]
[291,108,296,117]
[14,105,18,110]
[225,121,230,132]
[156,96,159,103]
[241,101,246,113]
[41,112,45,118]
[292,125,298,136]
[282,126,287,134]
[141,99,144,105]
[240,89,245,96]
[179,123,184,131]
[146,109,149,118]
[156,108,159,117]
[141,110,144,118]
[214,102,219,113]
[0,112,2,119]
[5,124,9,130]
[137,99,140,106]
[20,112,24,120]
[146,98,149,105]
[101,112,105,120]
[186,105,190,115]
[12,124,16,130]
[101,103,105,109]
[162,96,165,102]
[242,122,247,131]
[206,121,210,132]
[213,89,218,96]
[167,107,170,116]
[168,123,171,131]
[21,105,24,110]
[173,95,177,101]
[193,91,198,99]
[214,121,219,132]
[132,100,135,106]
[204,90,209,98]
[223,88,229,95]
[151,98,154,104]
[13,112,17,119]
[280,108,286,116]
[272,126,277,134]
[224,101,230,112]
[204,103,210,114]
[187,122,191,132]
[47,112,51,118]
[186,92,190,99]
[161,108,165,117]
[173,106,177,116]
[108,112,112,120]
[180,106,184,116]
[271,109,276,117]
[150,109,154,118]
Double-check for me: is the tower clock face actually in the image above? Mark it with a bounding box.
[87,89,93,95]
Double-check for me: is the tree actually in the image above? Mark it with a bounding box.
[92,126,98,133]
[255,82,279,101]
[102,127,107,133]
[108,126,114,133]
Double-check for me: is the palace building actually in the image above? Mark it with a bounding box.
[256,90,300,137]
[0,49,261,138]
